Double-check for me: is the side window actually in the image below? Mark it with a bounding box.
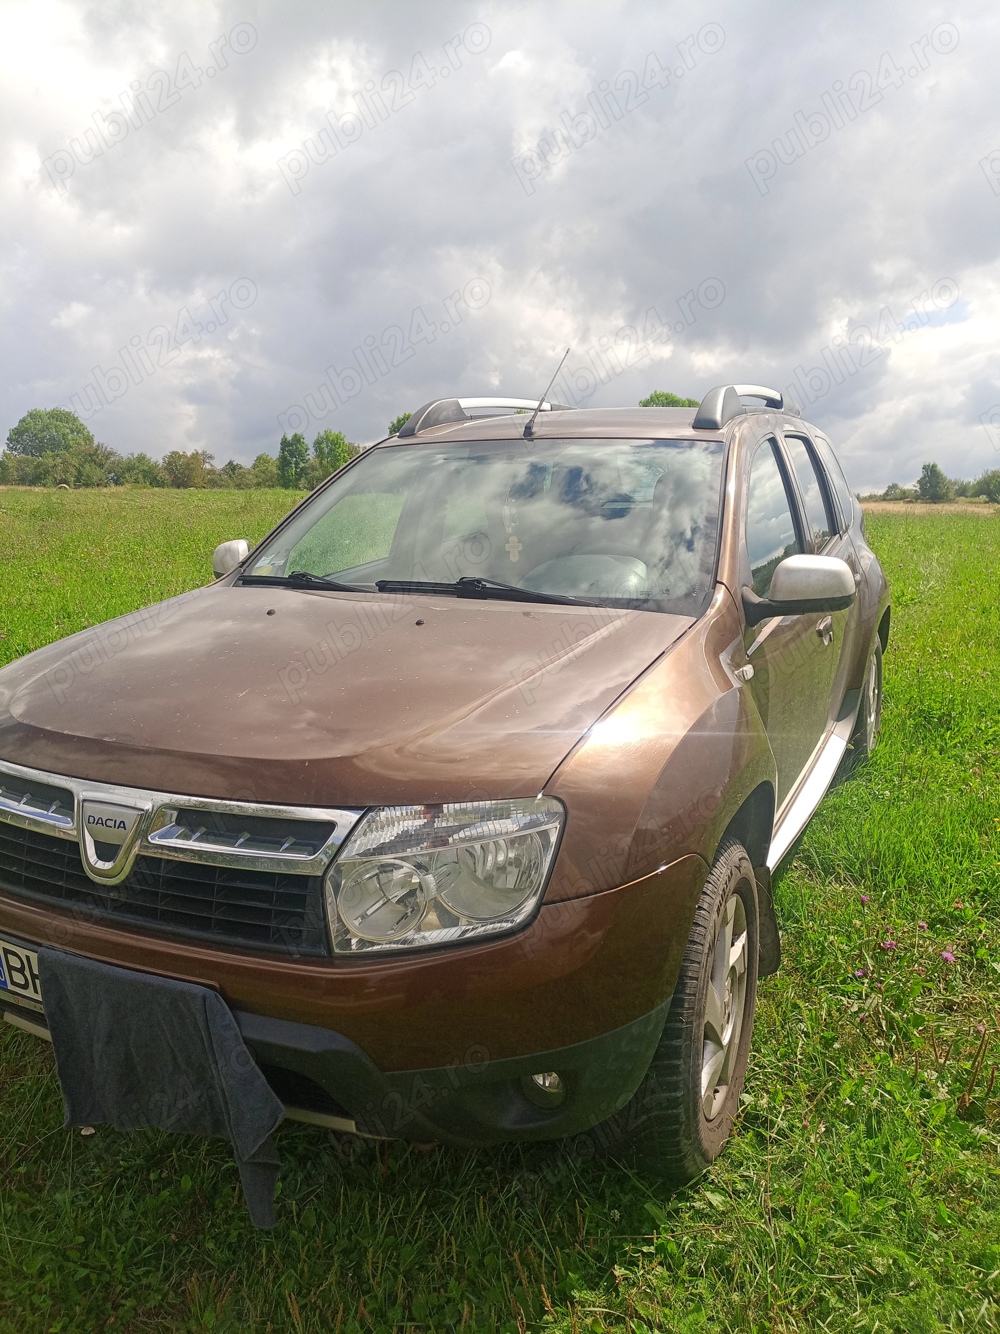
[783,435,834,549]
[745,440,802,596]
[812,433,854,529]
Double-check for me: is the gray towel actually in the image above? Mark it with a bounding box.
[38,948,285,1228]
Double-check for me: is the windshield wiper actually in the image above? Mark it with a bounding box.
[374,576,588,606]
[459,576,589,605]
[240,571,372,593]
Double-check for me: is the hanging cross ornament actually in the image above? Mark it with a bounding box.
[502,492,522,561]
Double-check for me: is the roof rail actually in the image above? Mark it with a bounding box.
[692,384,801,430]
[396,396,570,437]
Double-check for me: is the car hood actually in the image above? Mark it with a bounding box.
[0,585,693,805]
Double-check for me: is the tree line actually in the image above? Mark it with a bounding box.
[0,409,367,490]
[873,461,1000,504]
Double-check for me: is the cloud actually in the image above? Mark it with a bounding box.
[1,0,999,486]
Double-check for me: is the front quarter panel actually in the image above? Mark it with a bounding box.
[545,586,776,902]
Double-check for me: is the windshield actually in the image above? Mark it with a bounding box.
[246,437,725,613]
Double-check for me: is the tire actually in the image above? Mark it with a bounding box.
[583,839,759,1185]
[848,637,883,769]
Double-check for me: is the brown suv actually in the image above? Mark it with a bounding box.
[0,385,889,1183]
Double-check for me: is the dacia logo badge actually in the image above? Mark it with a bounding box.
[79,799,145,881]
[87,812,128,833]
[81,802,141,846]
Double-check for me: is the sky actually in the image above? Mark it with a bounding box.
[2,0,999,489]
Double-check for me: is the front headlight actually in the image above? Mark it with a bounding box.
[325,799,565,954]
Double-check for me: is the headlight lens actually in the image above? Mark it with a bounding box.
[325,799,564,954]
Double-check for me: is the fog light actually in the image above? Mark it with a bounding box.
[521,1070,566,1108]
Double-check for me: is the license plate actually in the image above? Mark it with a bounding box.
[0,937,43,1013]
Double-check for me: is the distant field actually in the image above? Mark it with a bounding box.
[861,500,998,516]
[1,499,999,1332]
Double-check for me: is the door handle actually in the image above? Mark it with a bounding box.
[816,615,834,647]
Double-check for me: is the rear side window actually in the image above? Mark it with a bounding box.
[783,435,834,550]
[745,440,802,596]
[812,433,854,529]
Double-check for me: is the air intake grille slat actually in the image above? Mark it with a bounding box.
[0,774,74,828]
[0,824,328,956]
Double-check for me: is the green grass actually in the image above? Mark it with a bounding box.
[0,489,304,661]
[1,496,999,1332]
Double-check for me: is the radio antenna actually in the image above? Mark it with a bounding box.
[523,347,571,438]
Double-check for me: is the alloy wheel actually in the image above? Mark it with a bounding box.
[701,892,749,1121]
[864,646,881,753]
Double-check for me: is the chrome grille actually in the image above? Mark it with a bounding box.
[0,822,328,954]
[0,758,363,956]
[148,809,337,861]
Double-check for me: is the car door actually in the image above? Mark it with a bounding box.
[740,436,840,806]
[779,430,860,723]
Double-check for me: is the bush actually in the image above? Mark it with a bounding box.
[114,453,168,487]
[881,482,917,501]
[249,454,280,488]
[0,439,122,487]
[0,453,45,485]
[971,469,1000,503]
[162,450,216,489]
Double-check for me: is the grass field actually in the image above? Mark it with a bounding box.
[1,491,999,1332]
[0,489,304,662]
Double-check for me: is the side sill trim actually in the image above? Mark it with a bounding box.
[767,693,860,870]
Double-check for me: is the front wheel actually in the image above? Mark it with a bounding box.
[583,839,759,1184]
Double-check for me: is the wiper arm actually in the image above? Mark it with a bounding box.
[240,571,372,593]
[374,577,587,606]
[457,576,588,605]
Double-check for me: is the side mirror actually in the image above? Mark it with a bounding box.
[743,554,855,627]
[213,539,250,579]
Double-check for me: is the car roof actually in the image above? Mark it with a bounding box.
[380,386,816,446]
[379,406,727,445]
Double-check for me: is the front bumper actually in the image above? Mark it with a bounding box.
[1,953,670,1146]
[237,1002,671,1145]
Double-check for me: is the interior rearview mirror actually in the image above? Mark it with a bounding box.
[213,539,250,579]
[743,554,855,626]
